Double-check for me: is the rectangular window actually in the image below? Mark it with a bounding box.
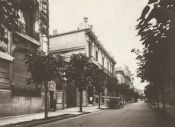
[112,65,114,74]
[107,62,109,70]
[95,51,98,61]
[88,42,92,57]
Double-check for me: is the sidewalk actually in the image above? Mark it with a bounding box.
[151,103,175,127]
[0,106,104,127]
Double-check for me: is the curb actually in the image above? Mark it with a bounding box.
[0,109,104,127]
[30,112,90,127]
[0,113,89,127]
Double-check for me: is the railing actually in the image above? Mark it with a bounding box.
[89,57,114,76]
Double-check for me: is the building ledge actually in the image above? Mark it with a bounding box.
[49,46,85,54]
[0,51,14,61]
[15,32,40,46]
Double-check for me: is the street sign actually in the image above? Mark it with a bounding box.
[48,81,56,91]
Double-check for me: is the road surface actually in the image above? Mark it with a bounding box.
[35,102,164,127]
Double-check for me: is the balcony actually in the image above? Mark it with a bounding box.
[89,57,113,76]
[102,67,113,77]
[89,56,100,67]
[15,32,40,46]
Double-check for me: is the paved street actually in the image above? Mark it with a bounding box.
[35,102,164,127]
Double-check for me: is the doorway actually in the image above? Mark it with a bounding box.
[49,91,55,110]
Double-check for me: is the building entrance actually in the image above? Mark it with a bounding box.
[49,91,56,110]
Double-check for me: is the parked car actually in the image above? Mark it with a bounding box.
[144,99,149,103]
[106,97,123,109]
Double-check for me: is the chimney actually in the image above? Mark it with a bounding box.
[83,17,88,28]
[53,29,58,35]
[78,17,90,30]
[84,17,88,23]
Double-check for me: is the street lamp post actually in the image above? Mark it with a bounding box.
[63,78,67,109]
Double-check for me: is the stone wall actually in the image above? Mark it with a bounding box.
[0,90,45,118]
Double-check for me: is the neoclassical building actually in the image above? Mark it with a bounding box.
[115,65,134,89]
[0,0,49,117]
[49,18,116,107]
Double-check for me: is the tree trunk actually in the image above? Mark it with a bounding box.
[156,93,160,109]
[44,81,48,119]
[79,89,83,112]
[155,85,160,109]
[162,87,166,113]
[161,83,166,113]
[62,83,65,109]
[98,89,101,109]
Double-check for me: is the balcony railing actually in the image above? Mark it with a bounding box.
[89,57,114,76]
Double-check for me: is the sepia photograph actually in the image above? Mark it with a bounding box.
[0,0,175,127]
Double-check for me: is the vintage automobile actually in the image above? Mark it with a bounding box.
[106,97,124,109]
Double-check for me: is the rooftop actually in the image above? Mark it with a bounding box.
[50,28,116,64]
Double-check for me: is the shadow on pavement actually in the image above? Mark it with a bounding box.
[151,105,175,127]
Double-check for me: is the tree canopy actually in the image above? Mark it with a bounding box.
[66,53,92,91]
[91,65,106,92]
[106,76,117,97]
[25,50,65,84]
[133,0,175,110]
[133,0,175,84]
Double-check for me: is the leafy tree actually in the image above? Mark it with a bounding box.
[25,50,65,119]
[65,53,92,112]
[117,84,128,99]
[106,76,117,97]
[90,65,106,109]
[144,83,160,106]
[132,0,175,112]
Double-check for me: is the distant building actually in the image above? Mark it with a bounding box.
[49,18,116,107]
[0,0,49,118]
[115,67,126,85]
[115,65,133,88]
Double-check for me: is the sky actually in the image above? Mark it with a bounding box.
[49,0,148,90]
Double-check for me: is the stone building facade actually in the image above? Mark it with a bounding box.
[115,65,133,88]
[0,0,49,118]
[49,18,116,107]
